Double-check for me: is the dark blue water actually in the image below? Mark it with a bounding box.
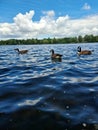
[0,43,98,130]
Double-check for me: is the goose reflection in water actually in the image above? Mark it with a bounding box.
[51,58,62,62]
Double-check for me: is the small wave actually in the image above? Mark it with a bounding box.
[18,97,42,106]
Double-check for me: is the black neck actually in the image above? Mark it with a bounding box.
[77,47,81,52]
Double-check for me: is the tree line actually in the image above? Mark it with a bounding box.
[0,34,98,45]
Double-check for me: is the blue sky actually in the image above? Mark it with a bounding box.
[0,0,98,40]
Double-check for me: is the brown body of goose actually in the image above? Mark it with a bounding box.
[14,48,28,54]
[77,46,93,55]
[50,49,62,59]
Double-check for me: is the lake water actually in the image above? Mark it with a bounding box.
[0,43,98,130]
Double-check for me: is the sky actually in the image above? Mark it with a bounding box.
[0,0,98,40]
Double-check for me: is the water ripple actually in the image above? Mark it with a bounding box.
[0,44,98,130]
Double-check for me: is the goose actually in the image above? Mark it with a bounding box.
[14,48,28,54]
[77,46,93,55]
[50,49,62,59]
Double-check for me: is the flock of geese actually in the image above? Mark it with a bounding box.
[14,46,94,61]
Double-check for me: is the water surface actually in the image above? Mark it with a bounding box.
[0,43,98,130]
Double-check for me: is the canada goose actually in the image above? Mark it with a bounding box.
[77,46,93,55]
[14,48,28,54]
[50,49,62,59]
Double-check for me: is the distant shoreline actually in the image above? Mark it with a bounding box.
[0,34,98,45]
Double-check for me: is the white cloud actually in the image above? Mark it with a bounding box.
[0,10,98,40]
[82,3,91,10]
[42,10,55,18]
